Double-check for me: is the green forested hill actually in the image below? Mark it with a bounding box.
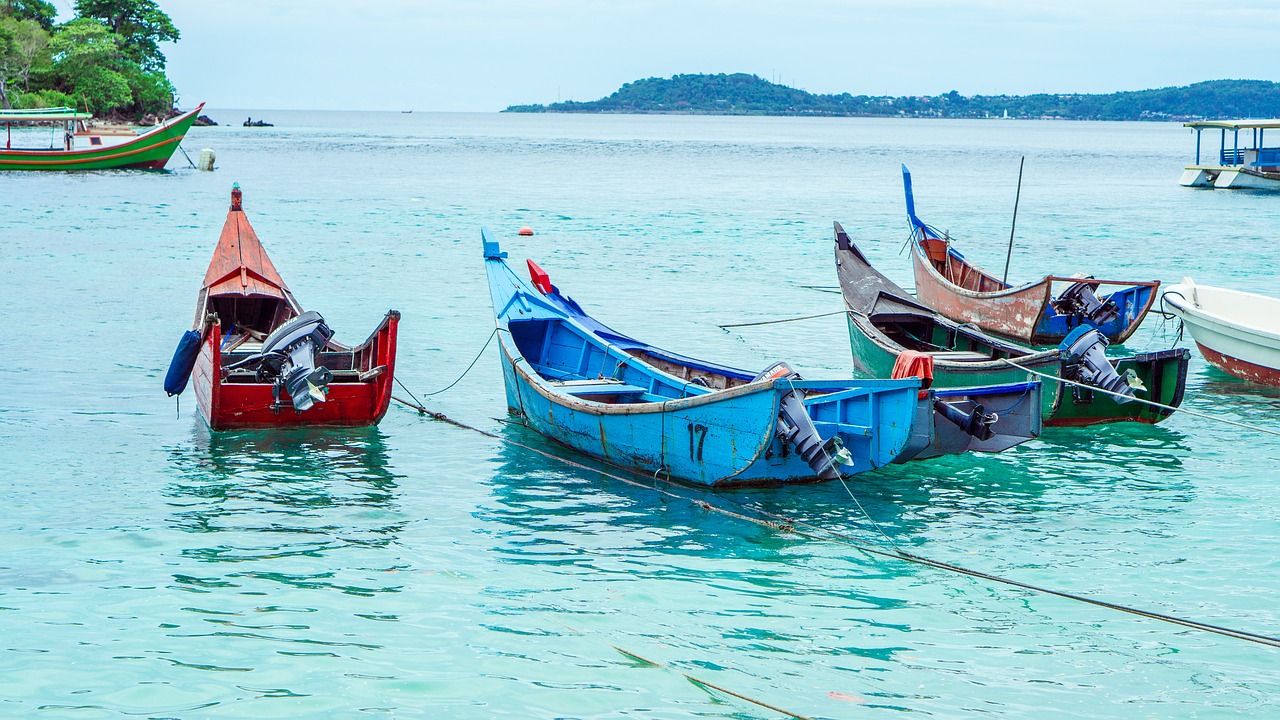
[505,74,1280,120]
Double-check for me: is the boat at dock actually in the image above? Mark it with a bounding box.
[1163,279,1280,386]
[484,230,1042,487]
[0,104,204,171]
[1180,119,1280,190]
[902,165,1158,345]
[164,185,400,430]
[834,221,1190,427]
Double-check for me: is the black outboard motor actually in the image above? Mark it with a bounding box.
[227,310,335,411]
[755,362,852,481]
[934,399,997,441]
[1052,280,1119,328]
[1059,326,1134,403]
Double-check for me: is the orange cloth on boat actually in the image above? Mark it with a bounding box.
[892,351,934,398]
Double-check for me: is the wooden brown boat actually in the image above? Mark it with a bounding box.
[903,165,1159,346]
[164,185,399,430]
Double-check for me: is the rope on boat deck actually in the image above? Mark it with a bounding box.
[387,400,1280,651]
[997,358,1280,438]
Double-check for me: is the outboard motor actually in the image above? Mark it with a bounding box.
[1058,326,1134,404]
[755,362,852,481]
[934,399,997,441]
[1051,280,1119,328]
[227,311,335,411]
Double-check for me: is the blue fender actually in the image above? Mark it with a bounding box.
[164,330,202,397]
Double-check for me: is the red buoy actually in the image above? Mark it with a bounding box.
[518,226,534,236]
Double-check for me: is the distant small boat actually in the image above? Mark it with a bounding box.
[164,184,400,430]
[483,230,1040,486]
[1163,279,1280,385]
[0,103,204,171]
[902,165,1159,345]
[402,110,413,114]
[243,117,274,127]
[1181,119,1280,190]
[834,221,1190,427]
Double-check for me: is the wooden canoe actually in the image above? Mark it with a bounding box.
[483,229,930,487]
[834,221,1189,427]
[903,164,1159,346]
[1164,279,1280,386]
[183,185,399,430]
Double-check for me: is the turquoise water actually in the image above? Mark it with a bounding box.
[1,112,1278,718]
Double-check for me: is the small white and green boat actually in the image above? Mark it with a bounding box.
[0,103,203,171]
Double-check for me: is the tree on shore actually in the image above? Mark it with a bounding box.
[0,0,178,116]
[74,0,178,72]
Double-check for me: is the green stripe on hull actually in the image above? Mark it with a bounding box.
[0,109,200,171]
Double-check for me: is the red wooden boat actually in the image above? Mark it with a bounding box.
[168,185,399,430]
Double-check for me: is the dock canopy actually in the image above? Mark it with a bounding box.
[0,107,93,123]
[1184,119,1280,130]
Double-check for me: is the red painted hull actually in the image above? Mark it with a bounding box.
[193,312,399,430]
[1197,342,1280,386]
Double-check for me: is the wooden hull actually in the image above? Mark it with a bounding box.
[0,105,203,171]
[485,232,922,487]
[193,312,399,430]
[1165,281,1280,386]
[498,335,919,488]
[910,236,1157,346]
[845,309,1187,427]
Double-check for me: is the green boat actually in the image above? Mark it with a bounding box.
[0,103,203,171]
[833,222,1189,427]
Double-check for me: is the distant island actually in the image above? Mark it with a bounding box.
[505,74,1280,121]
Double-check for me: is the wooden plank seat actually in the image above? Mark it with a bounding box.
[552,378,650,398]
[933,350,994,362]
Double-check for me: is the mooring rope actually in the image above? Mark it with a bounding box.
[718,310,849,330]
[387,401,1280,650]
[997,358,1280,438]
[393,328,499,407]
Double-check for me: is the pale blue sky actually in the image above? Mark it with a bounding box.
[59,1,1280,111]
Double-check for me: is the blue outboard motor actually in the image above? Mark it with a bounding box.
[226,311,335,411]
[1059,326,1134,403]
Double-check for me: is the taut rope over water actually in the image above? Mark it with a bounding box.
[386,400,1280,650]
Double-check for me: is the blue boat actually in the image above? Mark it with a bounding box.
[483,230,1041,487]
[902,164,1159,346]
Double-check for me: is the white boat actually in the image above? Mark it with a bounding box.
[1180,119,1280,190]
[1163,279,1280,385]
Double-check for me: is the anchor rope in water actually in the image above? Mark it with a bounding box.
[997,358,1280,438]
[386,401,1280,650]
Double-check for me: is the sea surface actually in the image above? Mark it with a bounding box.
[1,111,1277,719]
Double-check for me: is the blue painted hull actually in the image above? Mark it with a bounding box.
[483,230,922,487]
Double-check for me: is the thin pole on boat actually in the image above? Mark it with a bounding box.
[1001,156,1025,286]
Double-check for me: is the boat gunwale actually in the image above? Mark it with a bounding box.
[498,325,801,417]
[910,228,1159,345]
[1164,283,1280,346]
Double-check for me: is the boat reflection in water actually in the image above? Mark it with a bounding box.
[166,425,405,595]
